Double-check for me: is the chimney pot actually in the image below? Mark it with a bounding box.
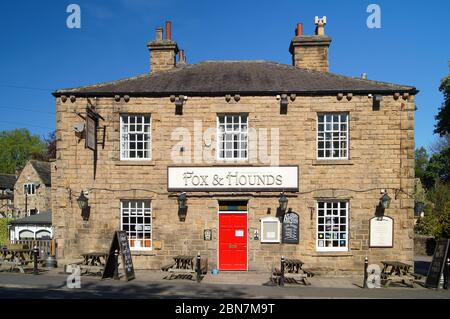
[165,21,171,40]
[296,23,303,36]
[155,27,163,41]
[315,16,327,36]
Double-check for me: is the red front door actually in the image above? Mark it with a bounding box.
[219,213,247,270]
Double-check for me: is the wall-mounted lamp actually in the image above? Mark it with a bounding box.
[380,193,391,210]
[77,191,90,221]
[177,192,188,221]
[414,201,425,217]
[278,192,288,212]
[77,191,89,210]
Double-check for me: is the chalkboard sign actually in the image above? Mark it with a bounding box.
[425,239,449,289]
[282,211,299,244]
[102,231,135,281]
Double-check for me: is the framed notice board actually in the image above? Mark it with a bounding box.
[425,239,449,289]
[102,231,135,281]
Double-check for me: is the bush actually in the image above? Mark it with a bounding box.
[415,183,450,238]
[0,218,13,246]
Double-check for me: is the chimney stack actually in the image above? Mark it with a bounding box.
[289,16,332,72]
[147,20,179,74]
[178,50,187,65]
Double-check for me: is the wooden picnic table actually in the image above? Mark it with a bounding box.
[380,261,418,288]
[66,252,108,276]
[162,255,207,282]
[0,248,36,273]
[272,258,314,286]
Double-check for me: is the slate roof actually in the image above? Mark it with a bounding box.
[30,161,51,186]
[53,61,417,97]
[0,174,16,190]
[9,212,52,225]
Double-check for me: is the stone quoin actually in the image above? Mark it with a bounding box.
[52,17,417,275]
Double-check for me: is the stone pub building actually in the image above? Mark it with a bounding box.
[52,18,417,274]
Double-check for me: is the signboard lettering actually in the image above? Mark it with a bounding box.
[369,216,394,248]
[168,166,298,192]
[282,211,299,244]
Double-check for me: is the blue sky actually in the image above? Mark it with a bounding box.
[0,0,449,151]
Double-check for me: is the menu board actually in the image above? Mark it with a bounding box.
[102,231,135,281]
[282,211,299,244]
[369,216,393,248]
[425,239,449,289]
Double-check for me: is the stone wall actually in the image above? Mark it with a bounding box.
[53,94,415,274]
[292,45,329,72]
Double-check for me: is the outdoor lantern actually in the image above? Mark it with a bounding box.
[414,201,425,217]
[178,192,187,209]
[177,192,188,222]
[278,192,288,212]
[380,193,391,210]
[77,191,89,210]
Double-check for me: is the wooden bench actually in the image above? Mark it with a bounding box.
[381,261,417,288]
[271,258,313,286]
[162,255,207,282]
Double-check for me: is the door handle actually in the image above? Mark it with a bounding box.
[229,244,236,249]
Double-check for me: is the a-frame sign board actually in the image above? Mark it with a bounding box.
[425,239,449,289]
[102,231,135,281]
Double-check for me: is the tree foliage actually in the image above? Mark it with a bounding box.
[0,128,48,174]
[434,74,450,136]
[415,147,429,185]
[415,183,450,238]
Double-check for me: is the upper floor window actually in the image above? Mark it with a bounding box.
[120,114,151,160]
[24,183,36,196]
[217,114,248,160]
[317,113,348,159]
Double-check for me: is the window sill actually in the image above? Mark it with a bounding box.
[312,159,353,166]
[131,250,156,256]
[115,160,155,166]
[312,251,353,257]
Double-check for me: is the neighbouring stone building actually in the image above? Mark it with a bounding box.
[14,160,52,218]
[52,18,417,274]
[0,174,16,218]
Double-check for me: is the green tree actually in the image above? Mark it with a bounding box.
[0,128,47,174]
[415,147,429,185]
[415,183,450,238]
[422,146,450,189]
[434,74,450,136]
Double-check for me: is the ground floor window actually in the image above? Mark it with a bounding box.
[120,200,152,250]
[316,201,348,251]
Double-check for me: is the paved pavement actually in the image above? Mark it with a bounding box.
[0,267,449,299]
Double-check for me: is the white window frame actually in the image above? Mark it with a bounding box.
[120,114,152,161]
[120,200,152,251]
[316,201,349,252]
[260,216,281,243]
[216,113,249,161]
[24,183,36,196]
[316,112,349,160]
